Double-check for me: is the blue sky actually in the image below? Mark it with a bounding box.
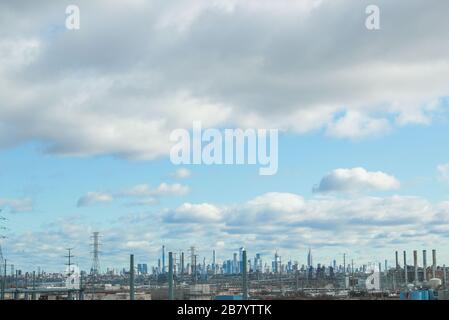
[2,114,449,272]
[1,0,449,272]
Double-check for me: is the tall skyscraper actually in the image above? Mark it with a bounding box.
[307,248,313,268]
[239,247,245,273]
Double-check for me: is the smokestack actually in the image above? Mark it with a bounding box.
[181,252,185,275]
[242,250,248,300]
[129,254,135,300]
[162,245,166,274]
[213,250,216,274]
[395,251,399,269]
[413,250,418,283]
[403,251,408,284]
[0,259,5,300]
[432,249,436,278]
[443,265,447,288]
[423,250,427,282]
[168,252,174,300]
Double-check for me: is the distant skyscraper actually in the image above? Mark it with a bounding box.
[233,253,238,274]
[255,253,262,272]
[137,263,148,275]
[239,247,245,273]
[307,248,313,268]
[273,251,281,273]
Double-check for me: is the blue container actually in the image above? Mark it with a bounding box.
[429,290,435,300]
[421,290,429,300]
[411,291,422,300]
[400,292,408,300]
[215,295,243,300]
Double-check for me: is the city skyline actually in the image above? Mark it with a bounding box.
[2,0,449,272]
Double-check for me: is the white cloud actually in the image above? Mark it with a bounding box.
[120,183,189,197]
[313,167,400,193]
[78,182,189,207]
[172,168,192,179]
[0,1,448,159]
[326,111,391,139]
[77,192,113,207]
[7,190,449,271]
[155,183,190,196]
[165,202,223,223]
[0,197,33,213]
[246,192,305,213]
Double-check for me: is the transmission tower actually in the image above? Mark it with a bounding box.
[0,210,6,277]
[90,232,101,276]
[0,243,4,278]
[65,248,75,277]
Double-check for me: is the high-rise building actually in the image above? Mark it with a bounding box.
[239,247,245,273]
[254,253,262,272]
[233,253,238,274]
[307,248,313,268]
[137,263,148,275]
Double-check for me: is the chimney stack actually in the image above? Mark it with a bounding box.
[168,252,174,300]
[403,251,408,284]
[423,250,427,282]
[432,249,436,279]
[413,250,418,283]
[129,254,135,300]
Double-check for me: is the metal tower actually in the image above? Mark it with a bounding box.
[0,212,6,277]
[0,244,4,278]
[90,232,101,275]
[65,248,75,278]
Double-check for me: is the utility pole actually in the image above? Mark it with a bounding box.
[168,252,174,300]
[14,269,18,300]
[0,210,7,300]
[130,254,135,300]
[1,259,6,300]
[31,271,36,300]
[79,272,84,301]
[242,250,248,300]
[24,272,29,300]
[351,259,354,292]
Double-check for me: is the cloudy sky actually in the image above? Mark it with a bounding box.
[1,0,449,272]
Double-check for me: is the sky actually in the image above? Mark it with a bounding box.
[1,0,449,273]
